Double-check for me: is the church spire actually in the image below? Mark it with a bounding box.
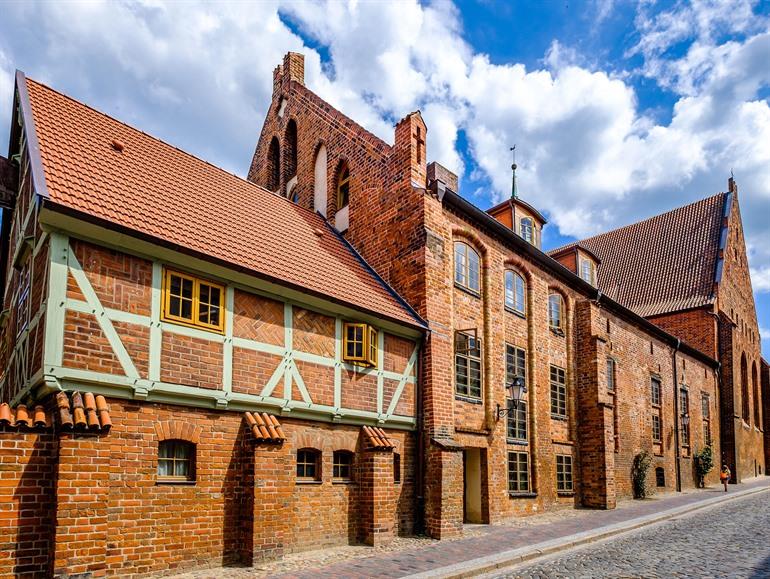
[510,145,518,199]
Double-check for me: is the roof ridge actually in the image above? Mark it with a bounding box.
[547,191,727,255]
[25,76,327,224]
[293,83,392,151]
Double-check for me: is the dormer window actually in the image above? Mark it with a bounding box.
[520,218,534,244]
[579,257,596,285]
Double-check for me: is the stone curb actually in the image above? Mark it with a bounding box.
[407,484,770,579]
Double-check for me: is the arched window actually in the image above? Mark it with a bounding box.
[313,144,328,216]
[520,218,534,243]
[752,361,760,426]
[504,270,526,315]
[454,241,480,294]
[297,448,321,481]
[741,353,750,422]
[267,136,280,192]
[158,440,195,482]
[332,450,354,482]
[336,161,351,209]
[548,293,564,331]
[284,120,298,183]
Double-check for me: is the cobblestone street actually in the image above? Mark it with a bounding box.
[494,490,770,579]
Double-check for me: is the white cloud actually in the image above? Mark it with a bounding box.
[0,50,14,157]
[0,0,768,283]
[752,267,770,293]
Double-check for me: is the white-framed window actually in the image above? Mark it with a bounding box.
[548,293,564,331]
[455,330,482,399]
[504,270,526,315]
[520,218,534,243]
[550,365,567,418]
[454,242,481,294]
[580,257,596,285]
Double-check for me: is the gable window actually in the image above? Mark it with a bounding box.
[550,365,567,418]
[342,322,377,367]
[607,358,616,392]
[504,270,526,315]
[333,450,354,482]
[454,242,480,294]
[162,269,225,333]
[158,440,195,482]
[394,452,401,484]
[548,293,564,332]
[741,353,749,422]
[579,258,596,285]
[336,161,351,209]
[455,330,482,399]
[556,455,573,493]
[702,393,711,446]
[680,387,690,447]
[297,448,321,481]
[650,377,661,406]
[520,218,534,243]
[267,136,280,191]
[508,451,530,494]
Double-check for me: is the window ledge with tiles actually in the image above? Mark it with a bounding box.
[550,414,568,421]
[454,283,481,299]
[550,327,565,337]
[157,478,196,486]
[296,480,323,485]
[505,307,526,319]
[557,491,575,497]
[455,395,483,405]
[509,492,538,499]
[506,438,528,445]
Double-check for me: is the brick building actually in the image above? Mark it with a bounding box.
[0,52,760,577]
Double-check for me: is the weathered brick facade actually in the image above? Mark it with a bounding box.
[0,53,760,577]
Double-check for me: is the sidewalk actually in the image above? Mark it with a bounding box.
[274,478,770,579]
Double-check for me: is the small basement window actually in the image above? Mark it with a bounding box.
[333,450,354,482]
[343,322,378,366]
[158,440,195,482]
[656,467,666,487]
[162,269,225,333]
[297,448,321,482]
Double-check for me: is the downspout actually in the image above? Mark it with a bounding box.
[707,309,730,477]
[672,338,682,492]
[415,335,425,535]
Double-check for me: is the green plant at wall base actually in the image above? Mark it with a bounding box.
[632,451,653,499]
[694,445,715,488]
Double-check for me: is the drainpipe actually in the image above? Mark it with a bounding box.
[415,335,426,535]
[707,309,731,475]
[672,338,682,492]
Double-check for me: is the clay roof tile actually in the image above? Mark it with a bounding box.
[24,77,424,330]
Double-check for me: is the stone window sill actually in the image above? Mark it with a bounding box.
[551,414,568,421]
[454,283,481,299]
[296,479,323,485]
[332,480,355,485]
[550,327,565,337]
[506,438,528,446]
[509,492,538,499]
[557,491,575,497]
[456,395,483,405]
[505,307,526,319]
[156,479,196,486]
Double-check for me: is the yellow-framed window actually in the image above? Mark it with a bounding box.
[343,322,378,366]
[344,323,367,363]
[162,269,225,333]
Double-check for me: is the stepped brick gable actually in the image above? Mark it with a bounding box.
[0,53,762,577]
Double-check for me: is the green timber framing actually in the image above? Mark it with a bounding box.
[6,207,423,431]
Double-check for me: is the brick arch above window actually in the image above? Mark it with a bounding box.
[451,228,488,259]
[502,257,534,283]
[293,430,326,452]
[330,430,359,453]
[154,420,202,445]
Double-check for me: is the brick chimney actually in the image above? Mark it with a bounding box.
[394,112,427,188]
[283,52,305,87]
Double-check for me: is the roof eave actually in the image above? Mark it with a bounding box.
[14,71,49,200]
[443,190,719,369]
[40,199,427,334]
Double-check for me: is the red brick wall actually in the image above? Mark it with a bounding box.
[648,308,718,360]
[60,399,414,575]
[0,428,56,578]
[715,190,765,480]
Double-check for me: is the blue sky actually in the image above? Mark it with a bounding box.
[0,0,768,354]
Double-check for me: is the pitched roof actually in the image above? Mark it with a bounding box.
[22,76,423,329]
[549,193,727,318]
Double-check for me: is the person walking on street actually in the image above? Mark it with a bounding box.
[720,464,731,492]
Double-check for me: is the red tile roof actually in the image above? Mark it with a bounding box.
[362,425,395,450]
[56,391,112,431]
[23,77,423,329]
[244,411,285,443]
[549,193,726,318]
[0,402,48,428]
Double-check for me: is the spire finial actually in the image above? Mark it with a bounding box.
[510,145,517,199]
